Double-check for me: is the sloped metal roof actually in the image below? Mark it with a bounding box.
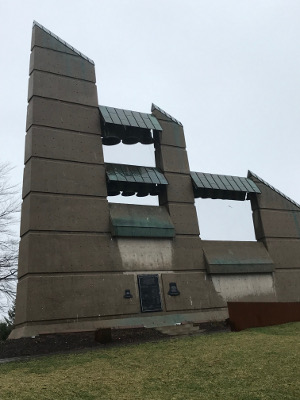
[191,171,260,200]
[33,21,94,64]
[151,103,183,126]
[99,106,162,131]
[248,170,300,209]
[106,163,168,185]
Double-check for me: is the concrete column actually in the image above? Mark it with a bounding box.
[249,173,300,302]
[152,107,204,270]
[13,24,117,336]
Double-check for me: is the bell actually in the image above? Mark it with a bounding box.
[139,129,153,145]
[149,184,161,196]
[168,282,180,296]
[124,289,133,299]
[122,182,137,197]
[107,181,120,196]
[101,125,122,146]
[122,127,140,145]
[136,184,151,197]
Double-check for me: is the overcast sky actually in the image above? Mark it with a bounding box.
[1,0,300,244]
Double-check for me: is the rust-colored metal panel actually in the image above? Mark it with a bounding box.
[227,302,300,331]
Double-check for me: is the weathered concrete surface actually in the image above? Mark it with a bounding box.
[25,127,104,164]
[154,119,186,148]
[15,274,140,324]
[155,146,190,174]
[274,270,300,301]
[160,173,195,204]
[26,97,101,134]
[211,274,276,302]
[31,25,79,56]
[162,272,226,311]
[29,47,96,82]
[28,71,98,106]
[18,233,123,277]
[254,209,300,239]
[167,203,200,235]
[10,309,229,339]
[117,238,173,270]
[264,239,300,269]
[172,236,205,270]
[203,240,274,274]
[20,194,110,235]
[22,158,107,198]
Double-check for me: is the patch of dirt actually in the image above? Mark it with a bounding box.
[0,321,230,360]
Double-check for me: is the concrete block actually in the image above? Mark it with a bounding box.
[162,272,225,312]
[25,126,104,164]
[257,209,300,239]
[14,278,28,325]
[26,97,101,134]
[31,25,79,56]
[20,193,110,235]
[29,47,96,82]
[155,146,190,174]
[18,233,122,277]
[156,119,186,148]
[203,240,274,274]
[264,239,300,269]
[159,173,195,205]
[22,274,140,321]
[250,182,300,212]
[172,236,205,270]
[22,158,107,198]
[167,203,200,235]
[28,71,98,106]
[274,270,300,301]
[211,274,276,302]
[252,209,265,240]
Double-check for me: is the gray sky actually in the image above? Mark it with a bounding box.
[1,0,300,243]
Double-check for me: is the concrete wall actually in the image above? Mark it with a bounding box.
[11,24,300,338]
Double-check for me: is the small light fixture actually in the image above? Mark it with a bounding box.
[124,289,133,299]
[168,282,180,296]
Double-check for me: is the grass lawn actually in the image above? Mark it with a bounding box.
[0,322,299,400]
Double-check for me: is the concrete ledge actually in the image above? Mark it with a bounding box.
[28,71,98,106]
[30,47,96,82]
[10,309,229,339]
[22,158,107,198]
[26,97,101,134]
[20,193,110,235]
[25,127,104,164]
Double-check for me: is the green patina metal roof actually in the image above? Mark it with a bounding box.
[248,170,300,209]
[99,105,162,131]
[191,171,260,201]
[106,163,168,185]
[109,203,175,238]
[33,21,94,64]
[151,103,183,126]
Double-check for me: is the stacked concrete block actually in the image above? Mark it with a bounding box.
[249,173,300,302]
[12,24,120,338]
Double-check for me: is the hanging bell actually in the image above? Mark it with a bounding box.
[107,181,120,196]
[139,129,154,145]
[101,125,122,146]
[136,184,151,197]
[122,127,140,145]
[168,282,180,296]
[122,182,137,197]
[149,184,161,196]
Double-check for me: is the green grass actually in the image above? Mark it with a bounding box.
[0,322,299,400]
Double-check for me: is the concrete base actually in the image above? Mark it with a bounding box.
[9,308,228,339]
